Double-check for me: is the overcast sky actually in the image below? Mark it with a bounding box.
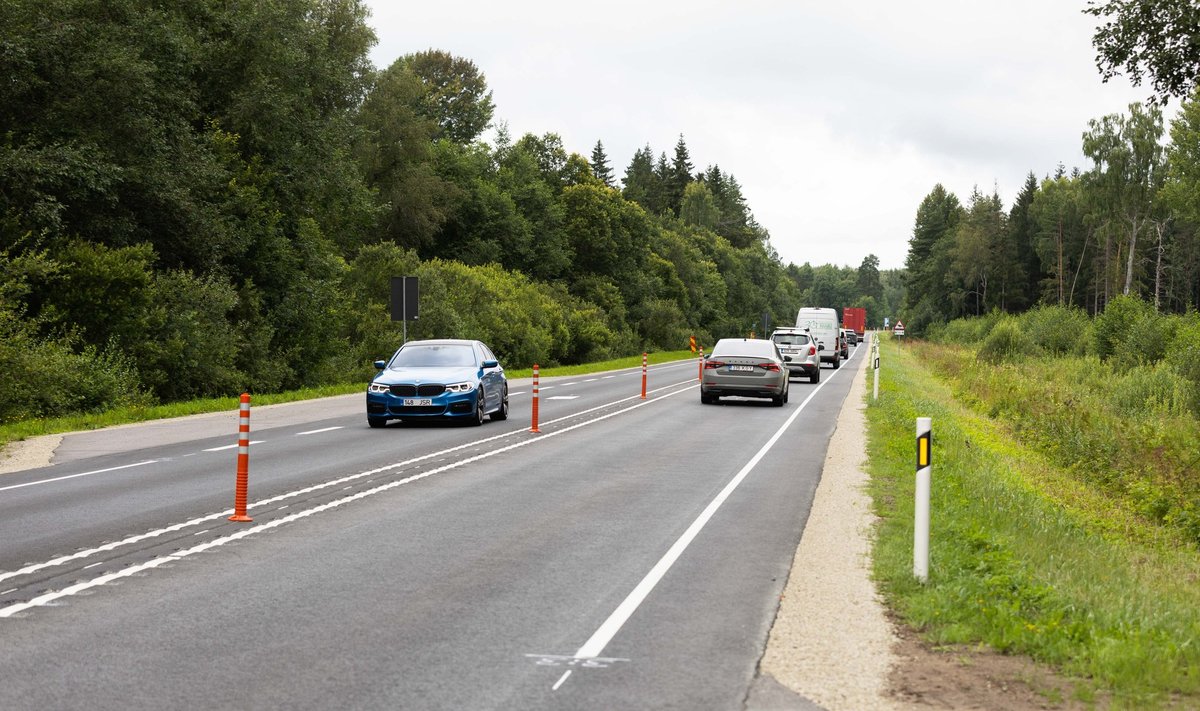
[362,1,1163,271]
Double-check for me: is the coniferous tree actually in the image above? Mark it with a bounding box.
[590,140,615,188]
[621,145,656,210]
[651,151,672,215]
[1008,172,1042,309]
[903,184,963,333]
[669,134,694,215]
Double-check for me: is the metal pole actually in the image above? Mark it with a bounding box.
[914,417,931,582]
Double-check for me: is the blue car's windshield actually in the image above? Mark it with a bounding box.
[391,344,476,368]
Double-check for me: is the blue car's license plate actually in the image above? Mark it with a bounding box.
[403,398,433,406]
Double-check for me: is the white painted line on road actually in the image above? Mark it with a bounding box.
[0,379,700,617]
[203,441,263,452]
[295,427,343,436]
[509,391,526,397]
[560,382,578,387]
[602,376,616,379]
[1,589,16,596]
[547,396,579,400]
[83,562,103,570]
[552,671,571,691]
[584,378,597,382]
[0,460,159,493]
[572,358,847,661]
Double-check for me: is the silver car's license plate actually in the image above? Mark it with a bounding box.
[730,365,754,372]
[403,398,433,406]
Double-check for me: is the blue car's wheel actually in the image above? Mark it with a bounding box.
[490,387,509,421]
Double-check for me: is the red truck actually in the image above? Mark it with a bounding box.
[842,307,866,339]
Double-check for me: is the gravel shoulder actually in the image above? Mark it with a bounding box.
[754,347,904,711]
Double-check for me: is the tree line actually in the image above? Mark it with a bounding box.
[902,95,1200,335]
[901,0,1200,336]
[0,0,886,424]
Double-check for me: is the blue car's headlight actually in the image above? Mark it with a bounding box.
[368,382,390,394]
[444,381,476,393]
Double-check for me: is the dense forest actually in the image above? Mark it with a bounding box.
[902,93,1200,335]
[0,1,891,423]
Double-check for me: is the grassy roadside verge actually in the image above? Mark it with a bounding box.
[866,336,1200,708]
[0,350,698,448]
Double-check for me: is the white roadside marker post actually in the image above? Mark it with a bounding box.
[914,417,932,582]
[873,337,880,401]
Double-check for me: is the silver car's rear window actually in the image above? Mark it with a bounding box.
[710,340,776,359]
[772,334,810,346]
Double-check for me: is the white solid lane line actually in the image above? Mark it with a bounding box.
[571,357,847,661]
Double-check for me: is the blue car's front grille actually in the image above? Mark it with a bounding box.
[391,405,444,415]
[388,384,446,397]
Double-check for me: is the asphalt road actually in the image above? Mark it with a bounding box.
[0,350,861,710]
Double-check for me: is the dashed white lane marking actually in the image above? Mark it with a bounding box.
[203,441,263,452]
[0,460,158,493]
[547,396,579,400]
[296,427,343,436]
[0,379,698,618]
[552,671,572,691]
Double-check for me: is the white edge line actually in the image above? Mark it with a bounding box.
[552,670,572,691]
[572,362,843,659]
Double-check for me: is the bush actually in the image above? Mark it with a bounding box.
[1165,316,1200,409]
[1110,363,1193,417]
[1018,305,1091,356]
[976,319,1030,364]
[1093,294,1155,361]
[0,313,150,424]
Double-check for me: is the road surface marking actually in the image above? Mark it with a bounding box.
[295,427,343,436]
[547,396,579,400]
[0,380,698,617]
[552,671,571,691]
[0,460,158,493]
[203,441,263,452]
[572,360,845,660]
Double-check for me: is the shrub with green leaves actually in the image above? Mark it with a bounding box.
[1093,294,1155,361]
[1018,304,1091,356]
[976,318,1030,363]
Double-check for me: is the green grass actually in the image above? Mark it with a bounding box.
[867,335,1200,708]
[0,350,700,448]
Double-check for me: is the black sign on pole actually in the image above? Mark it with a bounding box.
[390,276,419,321]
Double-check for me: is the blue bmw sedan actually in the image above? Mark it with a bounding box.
[366,339,508,428]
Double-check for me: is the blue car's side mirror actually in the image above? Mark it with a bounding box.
[374,360,386,369]
[481,359,499,369]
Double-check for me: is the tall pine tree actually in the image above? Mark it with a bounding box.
[591,139,615,187]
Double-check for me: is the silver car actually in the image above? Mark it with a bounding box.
[771,328,821,383]
[700,338,790,406]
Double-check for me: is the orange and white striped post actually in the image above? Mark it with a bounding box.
[641,352,648,400]
[530,364,540,433]
[698,348,704,381]
[229,392,253,522]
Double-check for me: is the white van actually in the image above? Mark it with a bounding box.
[796,307,841,369]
